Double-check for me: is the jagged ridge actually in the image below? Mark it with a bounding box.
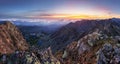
[0,21,28,54]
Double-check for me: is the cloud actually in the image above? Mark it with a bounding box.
[5,4,118,19]
[0,13,28,19]
[93,6,112,15]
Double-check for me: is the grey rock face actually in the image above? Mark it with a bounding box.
[36,47,60,64]
[97,43,120,64]
[0,51,41,64]
[0,47,61,64]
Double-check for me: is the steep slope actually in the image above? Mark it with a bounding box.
[0,21,28,54]
[34,47,60,64]
[41,20,97,52]
[43,19,120,52]
[55,19,120,64]
[0,21,60,64]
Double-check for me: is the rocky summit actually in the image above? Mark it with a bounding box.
[54,19,120,64]
[0,21,28,54]
[0,21,60,64]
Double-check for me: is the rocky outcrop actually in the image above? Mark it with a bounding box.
[58,33,120,64]
[36,47,60,64]
[97,43,120,64]
[0,21,60,64]
[54,19,120,64]
[0,51,41,64]
[0,47,61,64]
[0,21,28,54]
[42,19,120,53]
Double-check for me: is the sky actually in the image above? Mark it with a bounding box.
[0,0,120,19]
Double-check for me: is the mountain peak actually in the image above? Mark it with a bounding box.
[0,21,29,54]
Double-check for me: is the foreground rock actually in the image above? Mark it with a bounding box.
[55,19,120,64]
[0,21,28,54]
[0,21,60,64]
[97,43,120,64]
[0,47,60,64]
[0,51,41,64]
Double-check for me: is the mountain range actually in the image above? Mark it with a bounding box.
[0,18,120,64]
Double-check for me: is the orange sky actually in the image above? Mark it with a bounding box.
[28,14,120,20]
[27,7,120,20]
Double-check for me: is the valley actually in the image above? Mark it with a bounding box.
[0,18,120,64]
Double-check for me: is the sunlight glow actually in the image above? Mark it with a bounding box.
[27,7,120,19]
